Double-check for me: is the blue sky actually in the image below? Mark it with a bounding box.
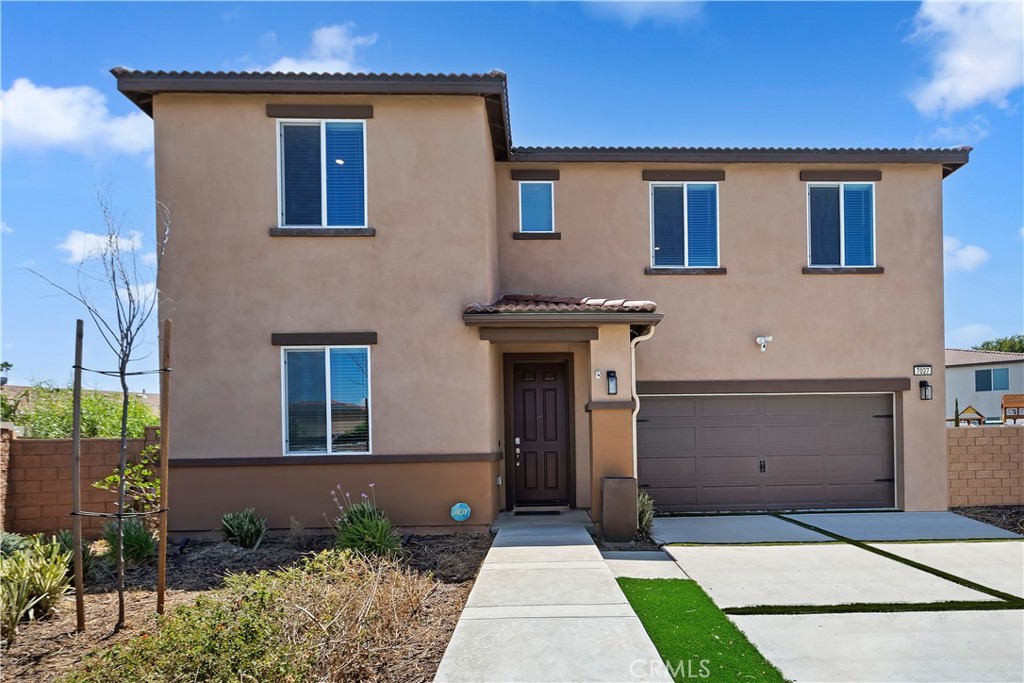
[2,1,1022,393]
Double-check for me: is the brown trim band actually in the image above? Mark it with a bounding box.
[513,232,561,240]
[266,104,373,119]
[643,170,725,181]
[272,332,377,346]
[480,327,598,343]
[269,227,376,237]
[801,170,882,182]
[637,378,913,394]
[803,266,884,275]
[170,452,502,468]
[511,170,560,181]
[585,400,636,412]
[645,267,727,276]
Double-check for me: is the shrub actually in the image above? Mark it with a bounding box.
[1,536,73,645]
[329,485,405,560]
[103,519,156,563]
[61,550,439,682]
[54,529,95,580]
[0,531,29,557]
[637,490,655,539]
[11,383,157,439]
[221,508,269,549]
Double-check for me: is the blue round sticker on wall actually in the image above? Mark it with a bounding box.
[450,502,472,522]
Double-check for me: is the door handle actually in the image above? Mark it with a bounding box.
[515,446,521,466]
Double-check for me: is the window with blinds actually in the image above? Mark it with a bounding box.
[279,120,366,228]
[650,183,719,268]
[283,347,370,454]
[808,183,875,267]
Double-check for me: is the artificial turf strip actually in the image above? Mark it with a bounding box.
[724,600,1024,616]
[773,514,1024,606]
[617,578,785,683]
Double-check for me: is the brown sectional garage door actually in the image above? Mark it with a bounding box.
[637,394,895,512]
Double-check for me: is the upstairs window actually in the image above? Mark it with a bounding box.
[279,121,366,228]
[283,346,370,454]
[650,183,719,268]
[519,181,555,232]
[808,183,874,267]
[975,367,1010,392]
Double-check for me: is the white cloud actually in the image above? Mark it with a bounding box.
[588,1,704,27]
[930,116,989,144]
[119,281,156,302]
[949,323,997,348]
[1,221,12,234]
[943,236,990,272]
[0,78,152,155]
[909,1,1024,115]
[141,251,158,266]
[260,23,376,73]
[58,230,142,263]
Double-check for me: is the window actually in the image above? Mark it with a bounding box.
[975,367,1010,392]
[279,120,366,228]
[807,183,874,267]
[283,347,370,454]
[650,183,719,268]
[519,181,554,232]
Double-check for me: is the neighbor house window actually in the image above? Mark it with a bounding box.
[519,181,554,232]
[650,183,719,267]
[975,367,1010,392]
[807,183,875,267]
[279,121,366,228]
[283,347,370,454]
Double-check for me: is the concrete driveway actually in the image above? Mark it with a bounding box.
[658,513,1024,683]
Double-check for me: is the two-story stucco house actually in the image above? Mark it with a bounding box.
[945,348,1024,422]
[112,68,970,534]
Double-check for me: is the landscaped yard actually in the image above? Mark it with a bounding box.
[617,578,785,683]
[4,532,491,683]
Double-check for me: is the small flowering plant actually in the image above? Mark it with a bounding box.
[327,483,405,559]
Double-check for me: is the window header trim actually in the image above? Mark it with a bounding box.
[267,104,373,119]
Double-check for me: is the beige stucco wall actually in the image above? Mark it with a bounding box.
[496,162,949,511]
[155,93,501,463]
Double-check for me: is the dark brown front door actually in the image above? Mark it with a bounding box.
[512,363,570,505]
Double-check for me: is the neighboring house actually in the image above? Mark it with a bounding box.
[112,68,970,532]
[945,349,1024,422]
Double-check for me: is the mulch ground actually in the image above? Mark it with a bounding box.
[3,532,492,683]
[952,505,1024,535]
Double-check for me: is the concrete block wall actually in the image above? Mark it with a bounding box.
[948,426,1024,507]
[3,427,159,537]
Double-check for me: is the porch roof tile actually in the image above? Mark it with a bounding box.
[465,294,658,314]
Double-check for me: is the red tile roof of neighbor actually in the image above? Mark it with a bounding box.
[945,348,1024,367]
[465,294,658,314]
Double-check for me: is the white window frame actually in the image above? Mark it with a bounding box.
[648,181,721,268]
[805,182,876,268]
[276,119,368,229]
[976,367,1010,392]
[280,345,372,456]
[518,181,556,233]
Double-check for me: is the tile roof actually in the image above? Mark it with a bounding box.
[465,294,658,314]
[945,348,1024,367]
[110,68,508,82]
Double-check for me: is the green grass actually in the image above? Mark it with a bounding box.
[618,578,785,683]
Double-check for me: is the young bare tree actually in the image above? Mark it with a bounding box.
[32,188,170,631]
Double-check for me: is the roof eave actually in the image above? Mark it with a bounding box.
[463,312,665,327]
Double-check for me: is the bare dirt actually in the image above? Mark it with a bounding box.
[3,532,492,683]
[952,505,1024,535]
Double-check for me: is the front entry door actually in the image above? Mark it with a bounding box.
[512,362,570,505]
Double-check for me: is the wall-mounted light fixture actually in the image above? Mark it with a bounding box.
[755,335,774,352]
[607,370,618,395]
[919,380,933,401]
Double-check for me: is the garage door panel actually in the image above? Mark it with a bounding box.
[699,397,759,417]
[763,424,823,446]
[764,395,829,417]
[700,425,760,446]
[637,394,895,512]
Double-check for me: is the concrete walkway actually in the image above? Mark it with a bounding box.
[435,524,671,682]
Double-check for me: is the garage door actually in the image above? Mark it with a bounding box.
[637,394,895,512]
